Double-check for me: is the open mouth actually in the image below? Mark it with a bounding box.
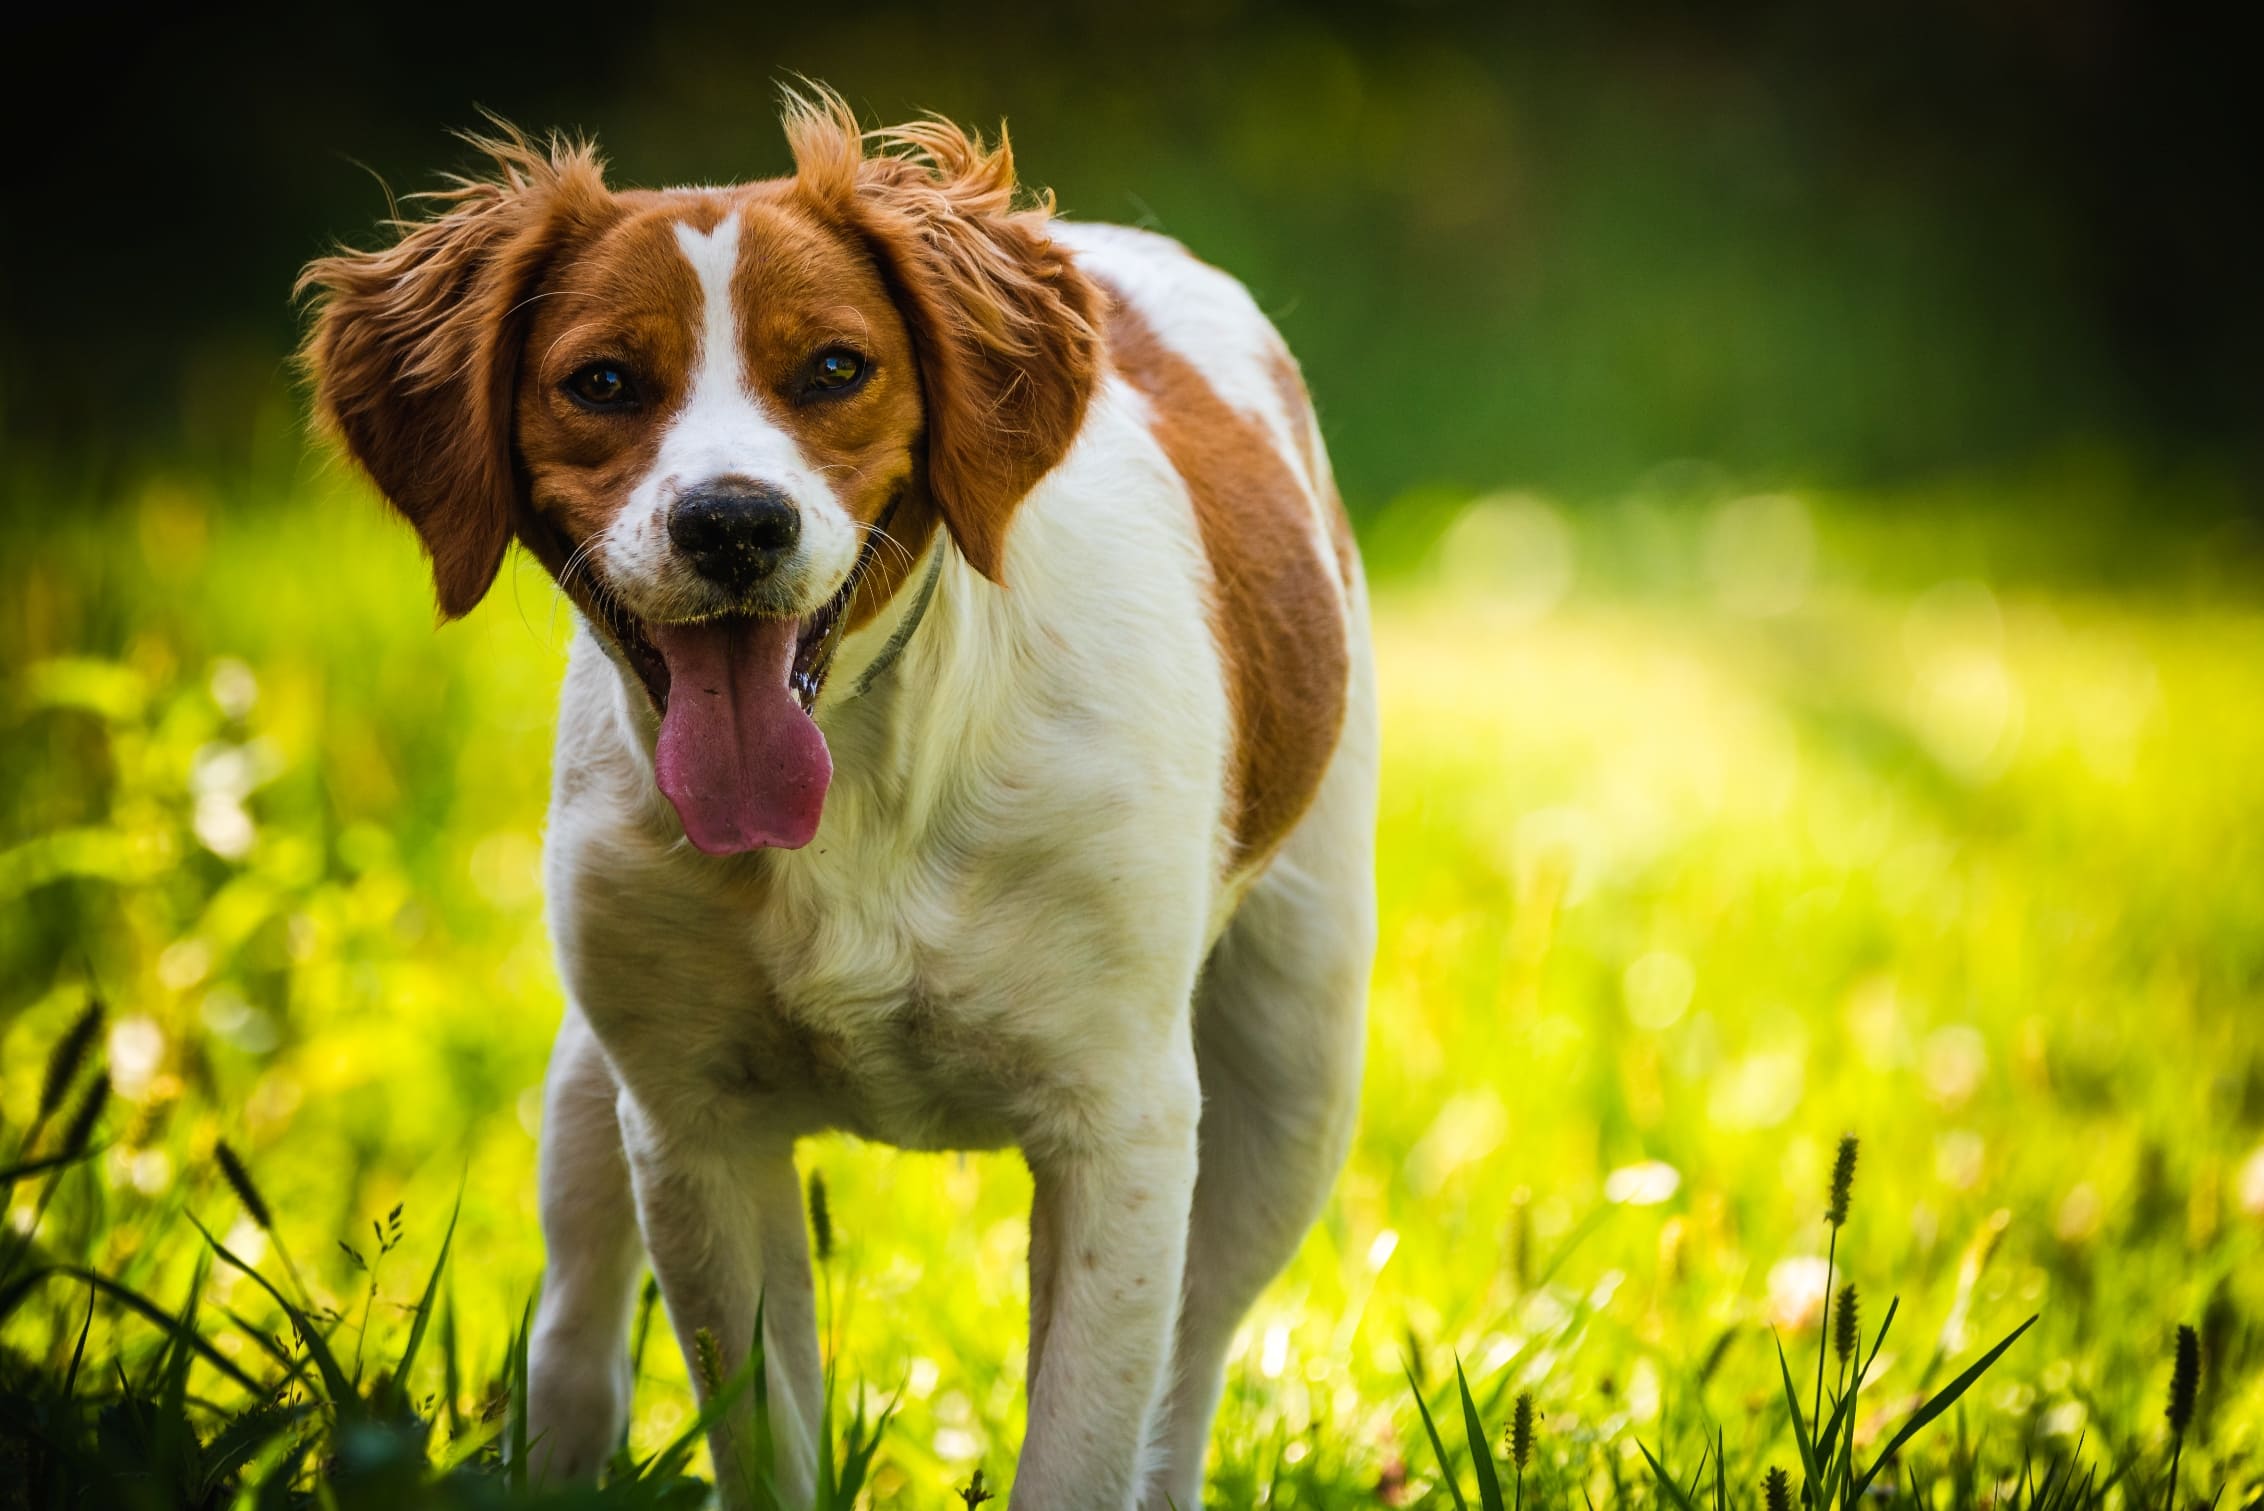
[581,539,879,856]
[597,559,862,721]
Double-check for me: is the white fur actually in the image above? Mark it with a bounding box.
[594,215,862,624]
[523,217,1377,1511]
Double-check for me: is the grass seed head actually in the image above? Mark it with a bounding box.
[1834,1282,1860,1369]
[2167,1323,2200,1436]
[1508,1391,1535,1471]
[808,1168,833,1263]
[214,1140,274,1229]
[1764,1466,1792,1511]
[1827,1134,1858,1227]
[37,999,105,1123]
[693,1327,725,1397]
[59,1071,110,1159]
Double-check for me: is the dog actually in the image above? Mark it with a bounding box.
[299,87,1376,1510]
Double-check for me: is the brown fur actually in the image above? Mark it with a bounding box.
[1100,291,1350,868]
[1266,348,1359,589]
[297,127,614,618]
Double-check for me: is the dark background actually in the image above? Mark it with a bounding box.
[5,0,2256,513]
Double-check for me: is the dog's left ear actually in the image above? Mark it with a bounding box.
[788,89,1101,584]
[298,128,610,618]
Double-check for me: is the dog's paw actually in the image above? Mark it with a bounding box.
[521,1347,632,1485]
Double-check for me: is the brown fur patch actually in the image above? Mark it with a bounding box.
[1265,349,1359,589]
[1101,290,1349,868]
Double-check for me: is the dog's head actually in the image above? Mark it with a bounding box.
[298,89,1100,854]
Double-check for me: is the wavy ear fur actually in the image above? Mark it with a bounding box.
[786,87,1101,584]
[297,128,610,618]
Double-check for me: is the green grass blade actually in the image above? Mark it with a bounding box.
[0,1146,104,1185]
[1636,1438,1701,1511]
[1682,1436,1711,1510]
[1405,1360,1471,1511]
[507,1290,534,1494]
[818,1340,839,1508]
[836,1384,900,1504]
[253,1433,316,1511]
[639,1343,762,1486]
[199,1400,311,1500]
[1814,1387,1852,1487]
[1864,1298,1899,1378]
[384,1182,461,1414]
[434,1414,504,1475]
[150,1250,208,1486]
[190,1212,356,1411]
[216,1302,310,1384]
[749,1291,778,1508]
[1457,1356,1508,1511]
[62,1274,95,1396]
[441,1266,464,1441]
[1772,1332,1825,1499]
[1850,1314,2037,1501]
[11,1261,263,1393]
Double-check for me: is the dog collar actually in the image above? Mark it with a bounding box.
[850,542,945,698]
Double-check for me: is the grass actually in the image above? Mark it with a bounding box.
[2,456,2261,1506]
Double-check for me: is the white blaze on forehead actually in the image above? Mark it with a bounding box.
[664,213,807,482]
[677,215,743,396]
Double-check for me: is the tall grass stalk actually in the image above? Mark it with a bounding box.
[2165,1323,2199,1511]
[1814,1135,1858,1433]
[213,1140,313,1311]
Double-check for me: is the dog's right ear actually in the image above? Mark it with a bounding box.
[297,130,610,619]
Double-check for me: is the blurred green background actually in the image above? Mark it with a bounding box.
[4,3,2262,1504]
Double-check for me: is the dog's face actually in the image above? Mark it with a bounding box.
[511,192,926,707]
[521,195,925,626]
[301,95,1099,853]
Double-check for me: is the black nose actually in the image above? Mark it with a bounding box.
[667,484,801,596]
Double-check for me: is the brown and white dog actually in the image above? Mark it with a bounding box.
[300,88,1375,1509]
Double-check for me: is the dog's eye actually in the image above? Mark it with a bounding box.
[805,349,867,396]
[565,363,637,410]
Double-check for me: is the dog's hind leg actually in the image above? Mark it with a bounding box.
[526,1007,647,1484]
[1145,655,1378,1511]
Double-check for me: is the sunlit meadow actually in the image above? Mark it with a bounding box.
[4,453,2261,1505]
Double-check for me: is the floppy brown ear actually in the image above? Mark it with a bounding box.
[297,129,609,618]
[787,90,1101,583]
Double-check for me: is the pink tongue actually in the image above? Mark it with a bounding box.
[649,617,831,853]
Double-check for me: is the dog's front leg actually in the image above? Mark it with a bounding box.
[526,1011,644,1484]
[616,1096,822,1511]
[1014,1062,1201,1509]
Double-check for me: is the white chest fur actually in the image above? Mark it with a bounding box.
[544,382,1231,1153]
